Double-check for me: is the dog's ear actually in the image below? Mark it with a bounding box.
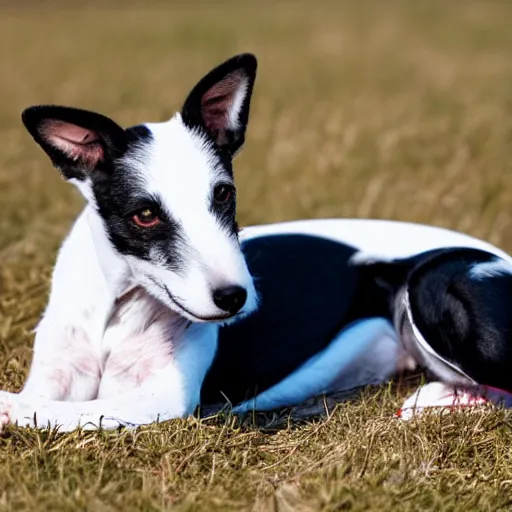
[181,53,257,156]
[22,105,127,181]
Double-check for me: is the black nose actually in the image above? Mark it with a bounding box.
[213,285,247,315]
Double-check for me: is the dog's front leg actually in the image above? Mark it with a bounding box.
[0,323,218,432]
[19,321,104,402]
[19,209,124,402]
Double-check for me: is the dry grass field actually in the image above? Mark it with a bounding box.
[1,1,512,510]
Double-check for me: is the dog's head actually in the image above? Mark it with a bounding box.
[22,53,258,323]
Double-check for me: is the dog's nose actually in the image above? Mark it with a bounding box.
[213,285,247,314]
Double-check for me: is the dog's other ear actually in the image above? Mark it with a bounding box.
[22,105,127,181]
[181,53,257,156]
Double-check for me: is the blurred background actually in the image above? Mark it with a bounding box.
[2,0,512,381]
[1,2,512,508]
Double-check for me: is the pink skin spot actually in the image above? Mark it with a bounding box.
[98,288,186,397]
[201,70,245,145]
[49,369,72,398]
[49,326,102,401]
[42,120,104,168]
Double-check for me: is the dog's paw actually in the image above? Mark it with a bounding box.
[396,382,489,421]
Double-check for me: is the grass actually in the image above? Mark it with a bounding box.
[1,1,512,510]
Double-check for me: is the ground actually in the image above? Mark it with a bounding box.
[0,1,512,510]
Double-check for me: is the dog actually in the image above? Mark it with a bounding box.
[3,50,511,431]
[0,53,260,431]
[355,246,512,420]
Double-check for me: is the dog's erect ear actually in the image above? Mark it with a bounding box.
[22,105,127,180]
[181,53,257,156]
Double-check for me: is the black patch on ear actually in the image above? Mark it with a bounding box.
[22,105,127,180]
[181,53,257,156]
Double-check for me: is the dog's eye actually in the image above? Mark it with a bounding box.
[213,184,234,204]
[132,208,161,228]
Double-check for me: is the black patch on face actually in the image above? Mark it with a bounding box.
[21,85,251,273]
[209,181,238,238]
[90,125,187,273]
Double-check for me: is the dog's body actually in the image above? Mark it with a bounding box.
[356,246,512,419]
[206,220,510,414]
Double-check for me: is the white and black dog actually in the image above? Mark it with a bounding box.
[0,53,260,431]
[2,53,511,432]
[356,247,512,419]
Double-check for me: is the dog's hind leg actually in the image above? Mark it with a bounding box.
[396,382,491,421]
[232,317,399,414]
[396,382,512,421]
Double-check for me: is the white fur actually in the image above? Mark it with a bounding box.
[3,197,220,431]
[0,111,251,432]
[0,324,216,430]
[397,382,489,421]
[398,381,512,421]
[470,257,512,280]
[240,219,512,262]
[227,76,248,132]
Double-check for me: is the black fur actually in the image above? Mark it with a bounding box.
[201,234,392,406]
[88,124,186,265]
[22,105,127,181]
[209,184,237,236]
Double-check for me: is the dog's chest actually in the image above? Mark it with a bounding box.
[97,288,188,395]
